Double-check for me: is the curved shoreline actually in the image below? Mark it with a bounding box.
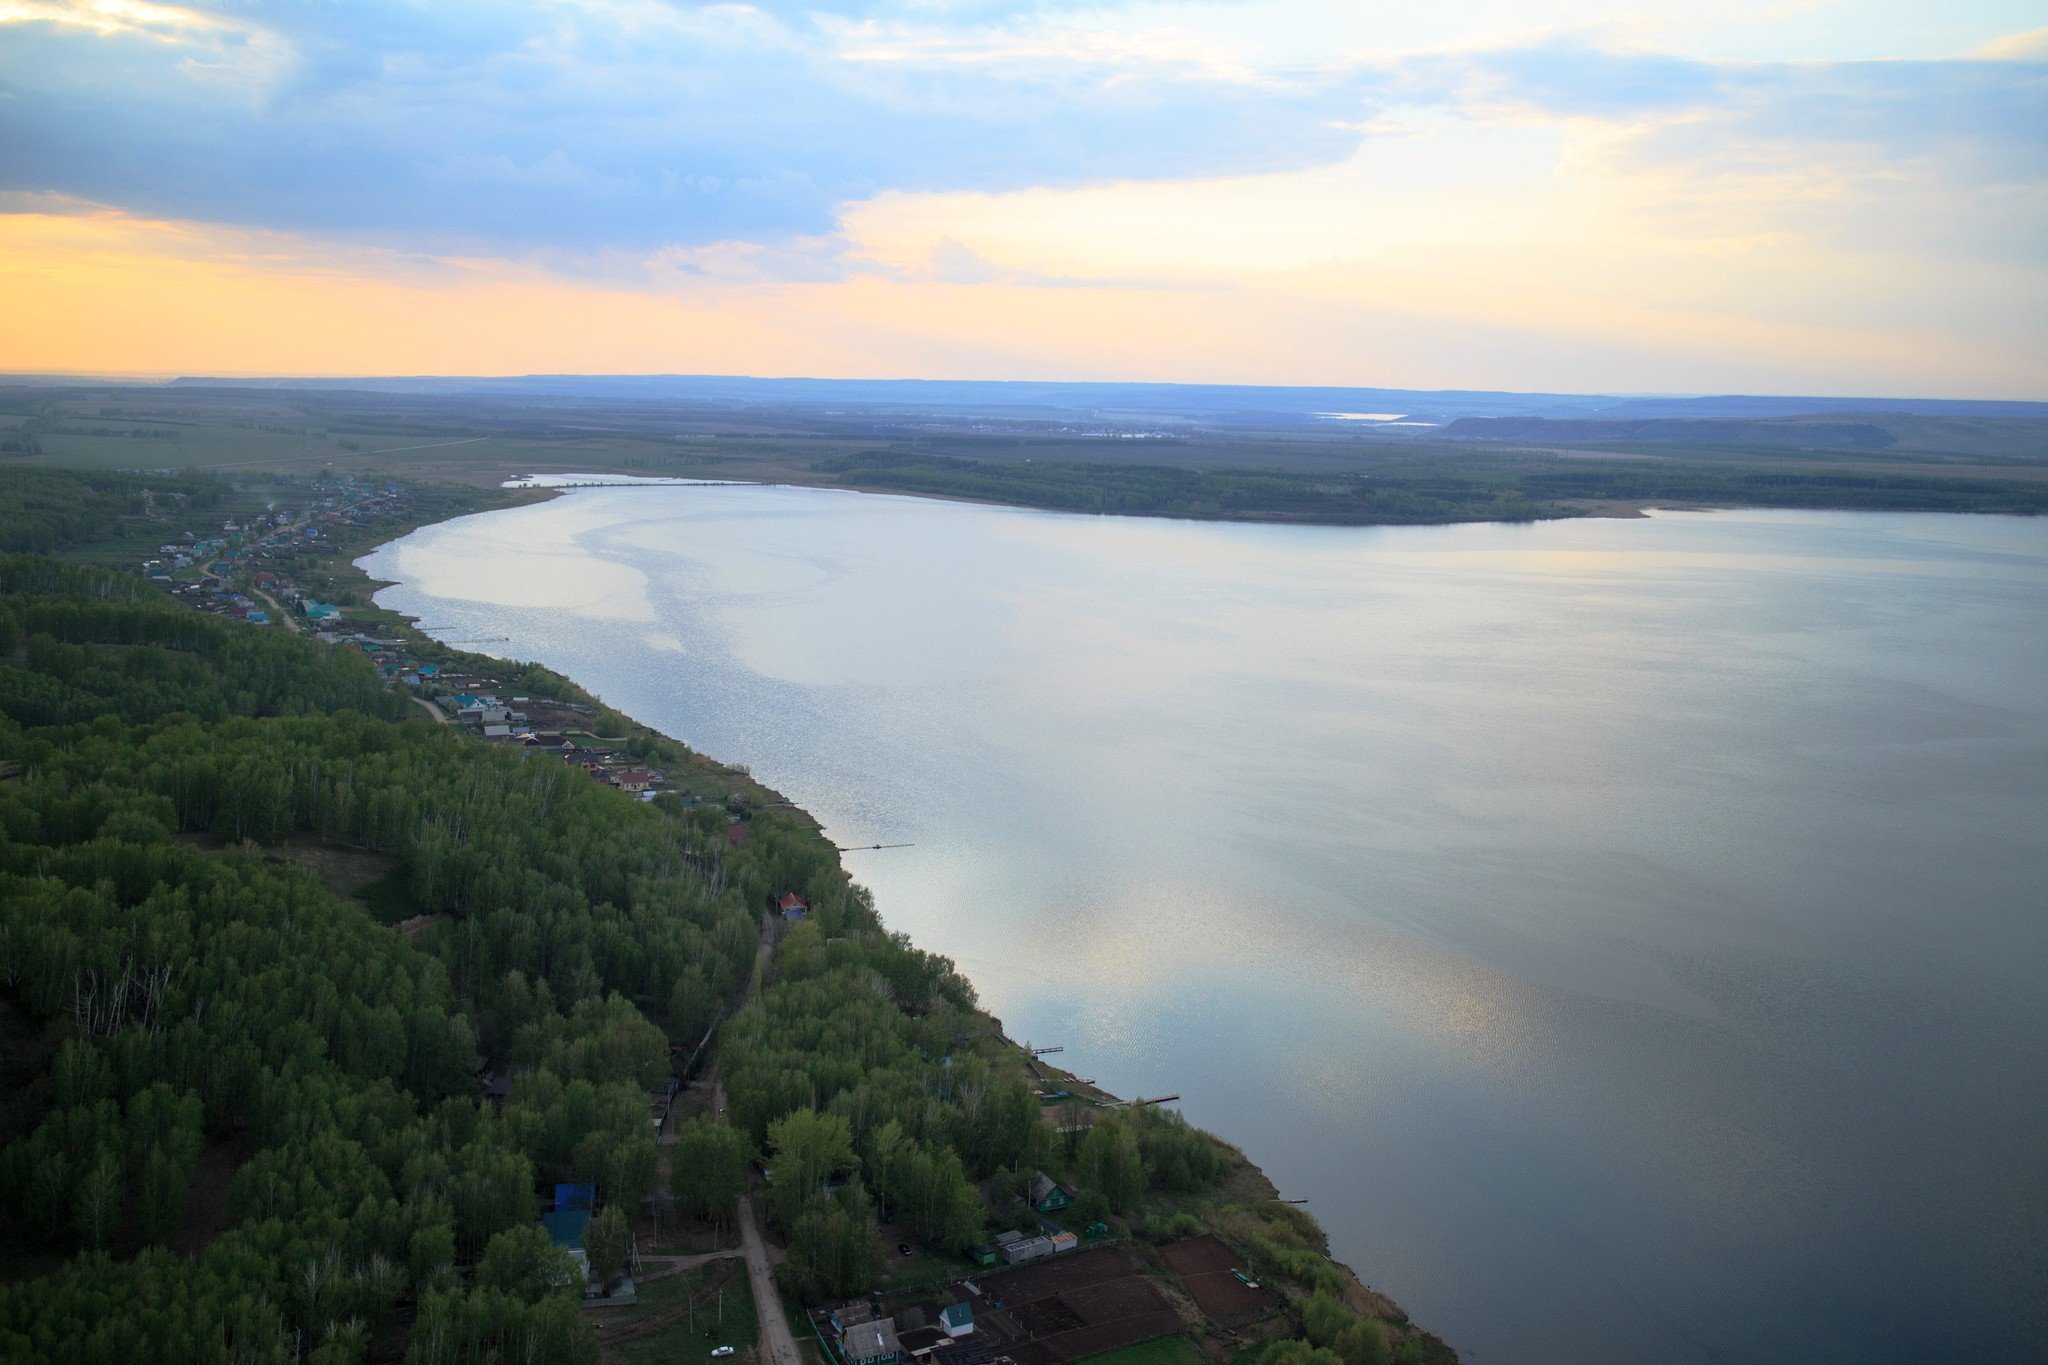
[351,477,1459,1361]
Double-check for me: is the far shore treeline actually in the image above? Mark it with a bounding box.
[811,450,2048,522]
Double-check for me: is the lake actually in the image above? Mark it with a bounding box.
[364,487,2048,1363]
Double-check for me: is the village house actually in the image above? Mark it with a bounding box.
[839,1316,904,1365]
[830,1303,876,1334]
[538,1206,602,1296]
[1031,1171,1073,1214]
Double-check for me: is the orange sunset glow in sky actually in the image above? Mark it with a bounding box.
[2,1,2043,394]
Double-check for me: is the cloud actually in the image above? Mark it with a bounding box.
[0,2,2042,394]
[0,0,1381,255]
[1,2,2040,272]
[0,0,237,44]
[1975,25,2048,59]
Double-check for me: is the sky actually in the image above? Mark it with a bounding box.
[0,1,2043,395]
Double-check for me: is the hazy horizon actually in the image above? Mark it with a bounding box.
[5,370,2044,411]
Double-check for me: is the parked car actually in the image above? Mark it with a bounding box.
[712,1348,736,1358]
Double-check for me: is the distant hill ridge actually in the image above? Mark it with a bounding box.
[152,373,2048,425]
[1444,417,1897,449]
[1440,413,2048,458]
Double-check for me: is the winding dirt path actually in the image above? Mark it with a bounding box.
[732,909,802,1365]
[739,1195,802,1365]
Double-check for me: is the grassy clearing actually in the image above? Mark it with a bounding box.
[351,865,420,926]
[34,427,357,472]
[599,1259,760,1365]
[273,839,404,905]
[1076,1334,1210,1365]
[874,1245,973,1294]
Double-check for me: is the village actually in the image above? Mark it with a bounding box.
[126,473,704,809]
[795,1187,1283,1365]
[138,473,407,629]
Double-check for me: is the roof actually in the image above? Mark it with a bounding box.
[940,1304,973,1328]
[776,892,808,912]
[842,1319,902,1362]
[541,1208,591,1249]
[941,1337,994,1365]
[1030,1172,1065,1202]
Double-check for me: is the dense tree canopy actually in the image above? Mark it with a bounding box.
[0,555,784,1360]
[0,542,1101,1355]
[0,469,225,555]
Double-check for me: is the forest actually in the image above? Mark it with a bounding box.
[0,471,1446,1364]
[814,448,2048,522]
[812,451,1556,525]
[0,468,227,555]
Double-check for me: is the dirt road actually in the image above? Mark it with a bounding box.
[732,910,802,1365]
[738,1194,802,1365]
[676,911,801,1365]
[249,585,300,633]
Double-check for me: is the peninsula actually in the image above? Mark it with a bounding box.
[0,462,1455,1364]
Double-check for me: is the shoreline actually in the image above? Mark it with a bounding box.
[347,476,1458,1360]
[483,467,2036,532]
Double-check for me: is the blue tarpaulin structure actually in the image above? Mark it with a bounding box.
[542,1209,591,1249]
[554,1182,596,1211]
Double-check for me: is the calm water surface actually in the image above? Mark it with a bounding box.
[364,489,2048,1363]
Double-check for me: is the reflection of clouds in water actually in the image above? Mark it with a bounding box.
[365,485,2048,1365]
[984,865,1538,1091]
[369,505,654,622]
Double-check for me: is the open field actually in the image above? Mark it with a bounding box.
[597,1260,760,1365]
[1157,1237,1280,1322]
[1074,1336,1209,1365]
[5,382,2046,527]
[972,1247,1183,1365]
